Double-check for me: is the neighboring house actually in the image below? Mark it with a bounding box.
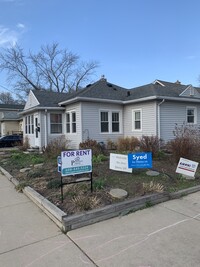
[0,104,24,136]
[21,76,200,150]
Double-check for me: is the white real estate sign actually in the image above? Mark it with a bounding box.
[61,149,92,176]
[109,153,132,173]
[176,157,199,178]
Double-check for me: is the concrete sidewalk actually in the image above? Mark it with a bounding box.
[0,173,95,267]
[69,192,200,267]
[1,169,200,267]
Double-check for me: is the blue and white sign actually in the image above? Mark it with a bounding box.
[57,156,61,173]
[128,152,152,169]
[61,149,92,176]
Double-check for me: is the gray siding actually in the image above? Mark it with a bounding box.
[124,101,157,138]
[160,101,200,142]
[81,102,124,144]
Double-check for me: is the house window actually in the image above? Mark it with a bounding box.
[186,107,197,124]
[66,111,76,134]
[100,110,121,133]
[132,109,142,130]
[72,112,76,133]
[25,115,34,134]
[50,114,62,134]
[66,113,70,133]
[112,112,119,132]
[101,111,109,132]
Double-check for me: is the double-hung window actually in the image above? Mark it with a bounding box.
[101,111,109,132]
[66,111,76,133]
[186,107,197,124]
[100,110,121,133]
[50,114,62,134]
[112,112,119,132]
[25,115,34,134]
[132,109,142,131]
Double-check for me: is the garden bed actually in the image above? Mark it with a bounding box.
[1,149,200,218]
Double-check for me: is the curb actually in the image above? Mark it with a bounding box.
[1,165,200,232]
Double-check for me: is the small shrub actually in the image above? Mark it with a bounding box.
[142,181,164,193]
[93,179,105,190]
[92,154,107,164]
[71,194,101,211]
[27,169,45,179]
[106,139,117,150]
[167,123,200,163]
[139,135,161,157]
[15,182,29,192]
[44,136,70,159]
[116,137,139,152]
[47,179,61,189]
[20,136,30,151]
[79,139,104,156]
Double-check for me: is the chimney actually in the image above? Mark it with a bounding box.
[100,74,107,81]
[175,80,181,84]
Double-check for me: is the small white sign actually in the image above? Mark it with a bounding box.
[110,153,132,173]
[176,157,199,178]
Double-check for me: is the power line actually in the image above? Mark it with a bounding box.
[0,84,14,94]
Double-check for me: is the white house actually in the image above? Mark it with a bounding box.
[21,76,200,149]
[0,104,24,136]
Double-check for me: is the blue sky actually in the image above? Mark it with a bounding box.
[1,0,200,93]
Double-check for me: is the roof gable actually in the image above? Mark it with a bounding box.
[24,90,40,110]
[179,85,200,98]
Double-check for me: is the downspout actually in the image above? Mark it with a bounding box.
[44,109,48,148]
[158,99,165,140]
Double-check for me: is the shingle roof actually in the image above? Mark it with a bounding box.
[32,90,75,107]
[32,78,200,107]
[73,78,128,100]
[1,111,21,120]
[0,104,24,110]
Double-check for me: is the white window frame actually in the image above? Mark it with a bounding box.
[25,115,34,134]
[132,109,142,131]
[186,106,197,124]
[50,113,63,134]
[66,110,77,134]
[100,109,122,134]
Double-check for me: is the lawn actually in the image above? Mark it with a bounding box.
[1,149,200,215]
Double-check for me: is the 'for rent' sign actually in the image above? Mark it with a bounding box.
[61,149,92,176]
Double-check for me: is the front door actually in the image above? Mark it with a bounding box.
[34,114,40,147]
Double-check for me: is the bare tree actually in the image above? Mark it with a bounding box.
[0,43,99,94]
[0,92,17,104]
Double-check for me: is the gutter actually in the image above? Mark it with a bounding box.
[19,106,65,115]
[59,97,123,106]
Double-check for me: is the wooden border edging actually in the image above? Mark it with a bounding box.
[23,186,67,231]
[62,185,200,231]
[62,193,170,231]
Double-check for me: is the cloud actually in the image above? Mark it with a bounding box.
[17,23,25,29]
[0,23,26,47]
[0,26,18,47]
